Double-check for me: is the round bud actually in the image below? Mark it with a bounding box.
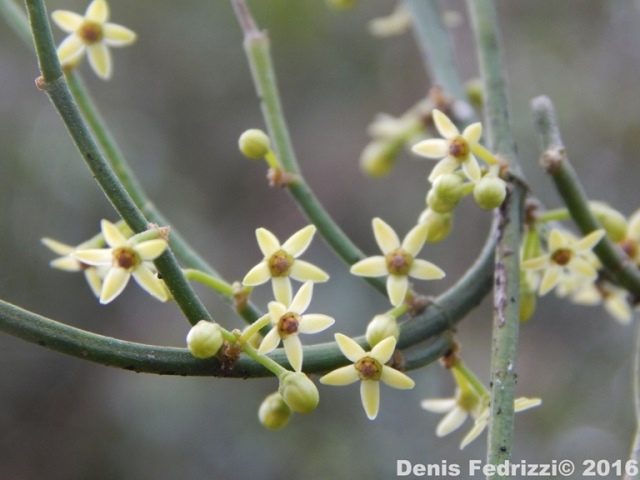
[238,129,271,160]
[258,392,292,430]
[359,141,398,177]
[589,202,628,242]
[278,372,319,414]
[366,314,400,348]
[473,176,507,210]
[186,320,223,359]
[432,173,464,204]
[427,188,458,214]
[417,209,453,243]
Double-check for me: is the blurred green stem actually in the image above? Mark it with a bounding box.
[467,0,524,476]
[24,0,211,326]
[531,95,640,298]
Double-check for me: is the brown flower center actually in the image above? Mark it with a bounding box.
[385,248,413,275]
[448,136,470,162]
[355,356,383,381]
[113,247,139,270]
[551,248,572,266]
[268,249,294,277]
[277,312,301,338]
[78,21,104,44]
[620,239,638,261]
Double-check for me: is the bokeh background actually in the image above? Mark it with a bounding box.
[2,0,640,478]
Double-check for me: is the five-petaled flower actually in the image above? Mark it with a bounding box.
[258,282,335,372]
[51,0,136,80]
[72,219,168,304]
[243,225,329,305]
[320,334,415,420]
[350,218,445,307]
[521,228,605,296]
[411,109,483,183]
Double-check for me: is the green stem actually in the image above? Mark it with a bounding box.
[0,0,30,44]
[531,95,640,298]
[538,208,570,223]
[24,0,211,326]
[467,0,523,475]
[241,341,288,377]
[183,269,234,297]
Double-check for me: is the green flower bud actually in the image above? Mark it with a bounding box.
[279,372,319,414]
[427,188,458,214]
[465,78,484,110]
[359,141,399,177]
[239,129,271,160]
[366,314,400,348]
[589,202,628,242]
[519,272,536,323]
[258,392,292,430]
[473,176,507,210]
[418,209,453,243]
[186,320,223,359]
[432,173,464,204]
[326,0,358,10]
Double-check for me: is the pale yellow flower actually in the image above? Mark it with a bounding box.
[243,225,329,305]
[72,220,168,304]
[51,0,136,80]
[521,228,605,296]
[411,109,483,183]
[350,218,445,307]
[258,282,335,372]
[368,3,411,38]
[570,281,633,325]
[320,334,415,420]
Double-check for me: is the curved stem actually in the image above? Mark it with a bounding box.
[25,0,211,326]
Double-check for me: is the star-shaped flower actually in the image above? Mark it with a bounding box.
[258,282,335,372]
[72,220,168,304]
[51,0,136,80]
[243,225,329,305]
[320,334,415,420]
[41,237,106,298]
[411,109,484,183]
[569,280,633,325]
[521,228,605,296]
[350,218,445,307]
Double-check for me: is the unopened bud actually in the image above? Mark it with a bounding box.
[432,173,464,204]
[239,129,271,160]
[418,209,453,243]
[473,176,507,210]
[427,188,458,214]
[360,141,399,177]
[589,202,628,242]
[186,320,223,359]
[258,392,292,430]
[279,372,319,414]
[366,314,400,347]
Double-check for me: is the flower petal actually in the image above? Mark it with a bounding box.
[372,218,400,254]
[298,314,335,334]
[289,260,329,282]
[41,238,75,256]
[428,157,459,183]
[84,269,103,298]
[460,417,488,449]
[462,122,482,145]
[350,256,388,277]
[72,248,113,266]
[282,225,316,257]
[568,257,598,279]
[370,336,396,364]
[258,328,281,354]
[86,0,109,23]
[57,34,85,65]
[100,268,130,304]
[380,367,414,389]
[134,239,167,261]
[521,255,549,271]
[283,335,303,372]
[289,281,313,314]
[401,223,428,256]
[87,43,112,80]
[574,229,605,252]
[538,265,562,296]
[409,259,446,280]
[432,109,460,138]
[319,365,359,386]
[101,219,127,247]
[514,397,542,412]
[334,333,366,362]
[103,23,137,46]
[267,301,287,324]
[360,380,380,420]
[132,265,168,301]
[436,406,467,437]
[462,154,482,183]
[387,274,409,307]
[51,10,84,32]
[272,277,292,305]
[411,139,448,159]
[629,209,640,240]
[242,262,271,286]
[548,229,569,252]
[256,228,280,256]
[604,294,632,324]
[420,397,457,413]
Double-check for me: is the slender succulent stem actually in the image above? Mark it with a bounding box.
[467,0,524,475]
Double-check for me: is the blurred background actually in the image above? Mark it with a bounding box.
[1,0,640,478]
